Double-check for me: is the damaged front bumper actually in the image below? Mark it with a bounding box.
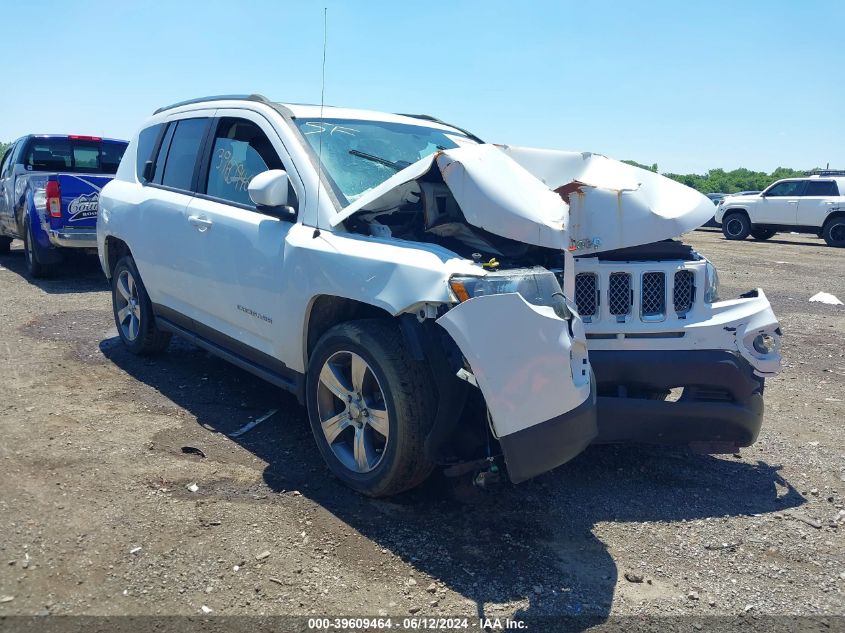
[584,288,782,378]
[585,288,781,449]
[436,292,597,483]
[591,349,764,449]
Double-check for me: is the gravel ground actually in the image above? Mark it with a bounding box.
[0,230,843,629]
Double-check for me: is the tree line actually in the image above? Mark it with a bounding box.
[622,160,809,194]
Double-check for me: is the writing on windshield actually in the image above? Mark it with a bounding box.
[295,118,474,207]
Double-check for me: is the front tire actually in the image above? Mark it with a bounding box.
[111,255,171,355]
[822,217,845,248]
[722,212,750,241]
[306,319,436,497]
[750,228,775,241]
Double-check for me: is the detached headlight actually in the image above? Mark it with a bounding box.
[449,267,571,318]
[704,260,720,303]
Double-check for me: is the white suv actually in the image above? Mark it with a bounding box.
[99,95,782,495]
[715,175,845,247]
[97,95,597,496]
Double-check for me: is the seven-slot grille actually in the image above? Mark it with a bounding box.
[573,269,698,322]
[673,270,695,313]
[608,273,632,317]
[574,273,598,318]
[641,272,666,318]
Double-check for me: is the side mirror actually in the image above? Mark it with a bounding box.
[142,160,154,182]
[249,169,295,217]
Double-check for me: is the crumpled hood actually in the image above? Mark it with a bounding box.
[329,144,715,253]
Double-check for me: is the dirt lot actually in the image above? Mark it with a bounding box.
[0,230,843,628]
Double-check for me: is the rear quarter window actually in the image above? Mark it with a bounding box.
[135,124,164,181]
[804,180,839,197]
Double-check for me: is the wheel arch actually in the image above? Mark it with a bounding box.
[103,236,132,279]
[303,295,396,369]
[823,210,845,228]
[723,207,750,219]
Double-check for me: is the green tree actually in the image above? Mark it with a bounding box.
[0,141,10,157]
[628,160,817,194]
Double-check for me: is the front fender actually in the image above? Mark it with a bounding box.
[715,205,750,224]
[436,292,596,482]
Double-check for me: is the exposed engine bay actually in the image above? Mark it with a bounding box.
[345,174,568,271]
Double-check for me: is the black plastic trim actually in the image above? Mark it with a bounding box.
[499,378,597,484]
[589,349,765,447]
[152,303,304,401]
[751,223,825,233]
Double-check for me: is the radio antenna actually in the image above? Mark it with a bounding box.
[314,7,328,230]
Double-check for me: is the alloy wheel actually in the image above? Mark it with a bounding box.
[726,218,743,237]
[115,269,142,341]
[316,350,390,473]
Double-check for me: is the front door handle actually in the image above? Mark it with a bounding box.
[188,215,213,231]
[787,200,798,204]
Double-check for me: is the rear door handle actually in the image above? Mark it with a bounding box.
[188,215,213,231]
[787,200,798,204]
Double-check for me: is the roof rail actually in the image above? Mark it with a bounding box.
[153,94,271,115]
[805,168,845,177]
[395,113,485,144]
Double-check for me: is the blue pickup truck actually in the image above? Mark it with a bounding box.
[0,134,129,276]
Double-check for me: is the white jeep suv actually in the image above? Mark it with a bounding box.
[97,95,598,496]
[715,175,845,247]
[99,95,782,496]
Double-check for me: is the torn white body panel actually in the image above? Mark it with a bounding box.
[331,143,714,258]
[330,145,572,249]
[500,146,716,254]
[436,292,592,437]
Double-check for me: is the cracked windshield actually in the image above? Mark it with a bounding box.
[295,118,475,206]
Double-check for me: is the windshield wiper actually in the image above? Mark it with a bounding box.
[348,149,403,171]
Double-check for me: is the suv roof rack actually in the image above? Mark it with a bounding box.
[395,113,485,144]
[805,169,845,177]
[153,94,271,115]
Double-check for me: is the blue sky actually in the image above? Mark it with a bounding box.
[2,0,843,173]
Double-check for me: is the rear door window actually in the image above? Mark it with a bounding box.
[159,118,209,192]
[803,180,839,196]
[152,124,176,184]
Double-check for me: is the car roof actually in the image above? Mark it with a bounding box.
[152,94,475,138]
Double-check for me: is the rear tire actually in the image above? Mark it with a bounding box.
[111,255,171,355]
[750,228,775,241]
[22,216,48,278]
[822,217,845,248]
[306,319,436,497]
[722,212,750,241]
[0,237,11,254]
